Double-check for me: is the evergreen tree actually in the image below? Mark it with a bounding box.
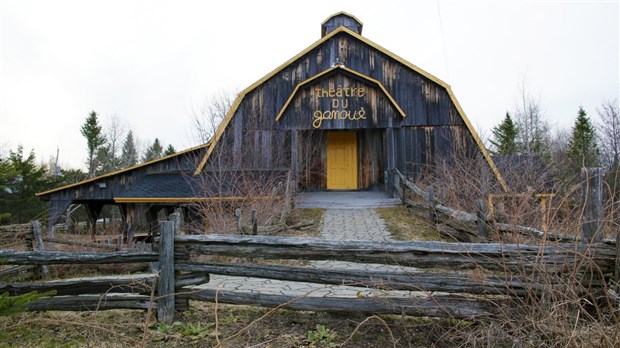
[567,106,600,170]
[120,130,138,168]
[142,138,163,162]
[0,290,56,316]
[490,112,519,155]
[0,157,17,222]
[94,145,114,175]
[60,168,87,185]
[163,144,176,156]
[81,111,106,177]
[0,146,61,224]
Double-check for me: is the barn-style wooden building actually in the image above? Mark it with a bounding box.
[38,12,508,237]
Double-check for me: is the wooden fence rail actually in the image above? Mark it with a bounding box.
[173,235,616,273]
[392,168,602,244]
[1,212,618,323]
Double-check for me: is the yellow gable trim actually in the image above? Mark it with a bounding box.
[445,87,509,191]
[194,27,349,175]
[193,26,509,192]
[275,66,406,122]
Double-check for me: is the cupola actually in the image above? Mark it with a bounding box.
[321,12,363,37]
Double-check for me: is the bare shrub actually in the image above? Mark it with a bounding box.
[406,147,619,346]
[184,90,293,234]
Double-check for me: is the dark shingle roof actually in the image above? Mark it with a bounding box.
[117,173,201,198]
[116,170,290,199]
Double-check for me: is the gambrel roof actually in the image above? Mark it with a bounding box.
[194,24,509,191]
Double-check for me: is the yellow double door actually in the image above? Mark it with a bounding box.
[326,132,358,190]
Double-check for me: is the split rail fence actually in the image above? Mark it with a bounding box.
[1,167,619,323]
[1,219,618,323]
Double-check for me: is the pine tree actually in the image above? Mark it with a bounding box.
[94,145,114,175]
[0,146,61,223]
[163,144,176,156]
[81,111,106,177]
[120,131,138,168]
[0,290,56,316]
[143,138,163,162]
[567,106,600,170]
[490,112,519,155]
[0,157,17,222]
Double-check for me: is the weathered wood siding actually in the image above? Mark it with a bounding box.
[204,31,480,188]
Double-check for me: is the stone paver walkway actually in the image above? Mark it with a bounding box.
[195,192,420,298]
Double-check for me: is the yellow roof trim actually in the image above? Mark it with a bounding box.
[275,66,406,122]
[446,87,510,192]
[194,26,350,175]
[193,26,509,191]
[37,143,209,197]
[321,11,364,27]
[114,196,270,204]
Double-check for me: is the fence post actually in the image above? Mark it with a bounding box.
[476,199,489,239]
[31,221,49,279]
[581,168,603,243]
[169,212,181,235]
[235,208,242,234]
[157,221,175,324]
[428,187,437,223]
[251,209,258,235]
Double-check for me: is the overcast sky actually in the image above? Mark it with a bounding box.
[1,0,618,170]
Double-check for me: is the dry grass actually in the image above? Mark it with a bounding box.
[2,196,619,346]
[0,302,489,347]
[282,208,324,238]
[375,206,445,241]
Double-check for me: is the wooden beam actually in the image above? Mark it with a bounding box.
[31,221,49,279]
[182,290,504,320]
[26,294,154,311]
[157,221,176,324]
[0,274,156,296]
[175,262,599,297]
[0,250,158,264]
[174,235,616,273]
[581,168,604,243]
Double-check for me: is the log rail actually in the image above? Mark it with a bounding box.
[0,219,617,323]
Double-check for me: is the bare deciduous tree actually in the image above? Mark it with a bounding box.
[191,90,237,144]
[597,99,620,168]
[513,79,549,158]
[184,90,289,234]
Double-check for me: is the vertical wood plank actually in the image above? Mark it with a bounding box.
[31,221,49,279]
[157,221,175,324]
[581,168,603,243]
